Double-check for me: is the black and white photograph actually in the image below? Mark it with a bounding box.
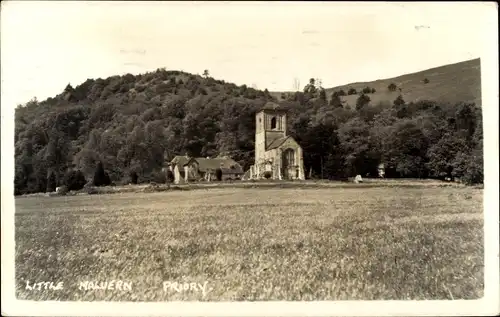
[1,1,498,316]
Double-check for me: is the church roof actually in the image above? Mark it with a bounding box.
[183,157,244,174]
[260,102,287,112]
[267,136,291,150]
[170,155,190,166]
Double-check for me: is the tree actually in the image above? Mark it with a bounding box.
[338,118,375,177]
[215,168,223,181]
[356,94,371,110]
[64,83,75,93]
[264,88,272,99]
[388,83,397,92]
[347,88,357,95]
[452,149,483,184]
[293,78,301,91]
[393,95,406,107]
[383,120,429,178]
[203,70,210,78]
[303,123,345,180]
[93,161,111,186]
[304,78,317,95]
[130,171,138,184]
[423,78,430,84]
[46,171,57,192]
[371,88,376,93]
[454,102,477,141]
[426,132,468,179]
[319,88,327,101]
[362,87,372,94]
[329,93,343,108]
[63,170,86,191]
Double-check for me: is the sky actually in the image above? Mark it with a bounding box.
[1,1,496,108]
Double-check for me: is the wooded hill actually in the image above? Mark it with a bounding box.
[14,59,483,195]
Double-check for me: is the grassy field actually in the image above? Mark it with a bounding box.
[15,183,484,301]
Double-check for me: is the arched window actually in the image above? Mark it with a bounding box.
[270,117,277,130]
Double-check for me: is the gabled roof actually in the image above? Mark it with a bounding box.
[260,102,288,112]
[184,157,244,174]
[170,155,190,167]
[267,136,291,150]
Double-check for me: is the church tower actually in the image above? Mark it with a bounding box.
[254,102,287,175]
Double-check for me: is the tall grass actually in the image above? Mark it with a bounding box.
[15,186,483,301]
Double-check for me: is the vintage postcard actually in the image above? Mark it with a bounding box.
[1,1,499,316]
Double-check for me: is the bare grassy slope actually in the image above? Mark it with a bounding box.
[15,186,483,301]
[272,58,481,107]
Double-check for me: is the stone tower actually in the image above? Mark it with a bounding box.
[254,102,288,176]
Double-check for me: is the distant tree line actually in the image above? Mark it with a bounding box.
[14,69,483,194]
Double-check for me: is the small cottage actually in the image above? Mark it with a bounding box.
[168,155,244,183]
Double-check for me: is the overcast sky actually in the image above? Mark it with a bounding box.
[1,1,496,108]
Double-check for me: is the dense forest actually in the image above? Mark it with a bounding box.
[14,67,483,195]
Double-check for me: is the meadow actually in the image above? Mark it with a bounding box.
[14,182,484,301]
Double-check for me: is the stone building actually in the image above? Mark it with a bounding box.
[167,155,243,184]
[183,156,243,182]
[248,102,305,180]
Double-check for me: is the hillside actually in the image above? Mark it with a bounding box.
[272,58,481,108]
[14,61,483,195]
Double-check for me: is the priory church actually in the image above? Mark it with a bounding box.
[168,101,305,183]
[248,102,305,180]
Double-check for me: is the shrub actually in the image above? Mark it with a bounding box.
[347,88,357,95]
[424,78,430,84]
[166,170,175,183]
[63,170,86,191]
[371,88,376,93]
[388,83,397,92]
[362,87,372,94]
[215,168,223,181]
[263,171,272,179]
[152,170,166,184]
